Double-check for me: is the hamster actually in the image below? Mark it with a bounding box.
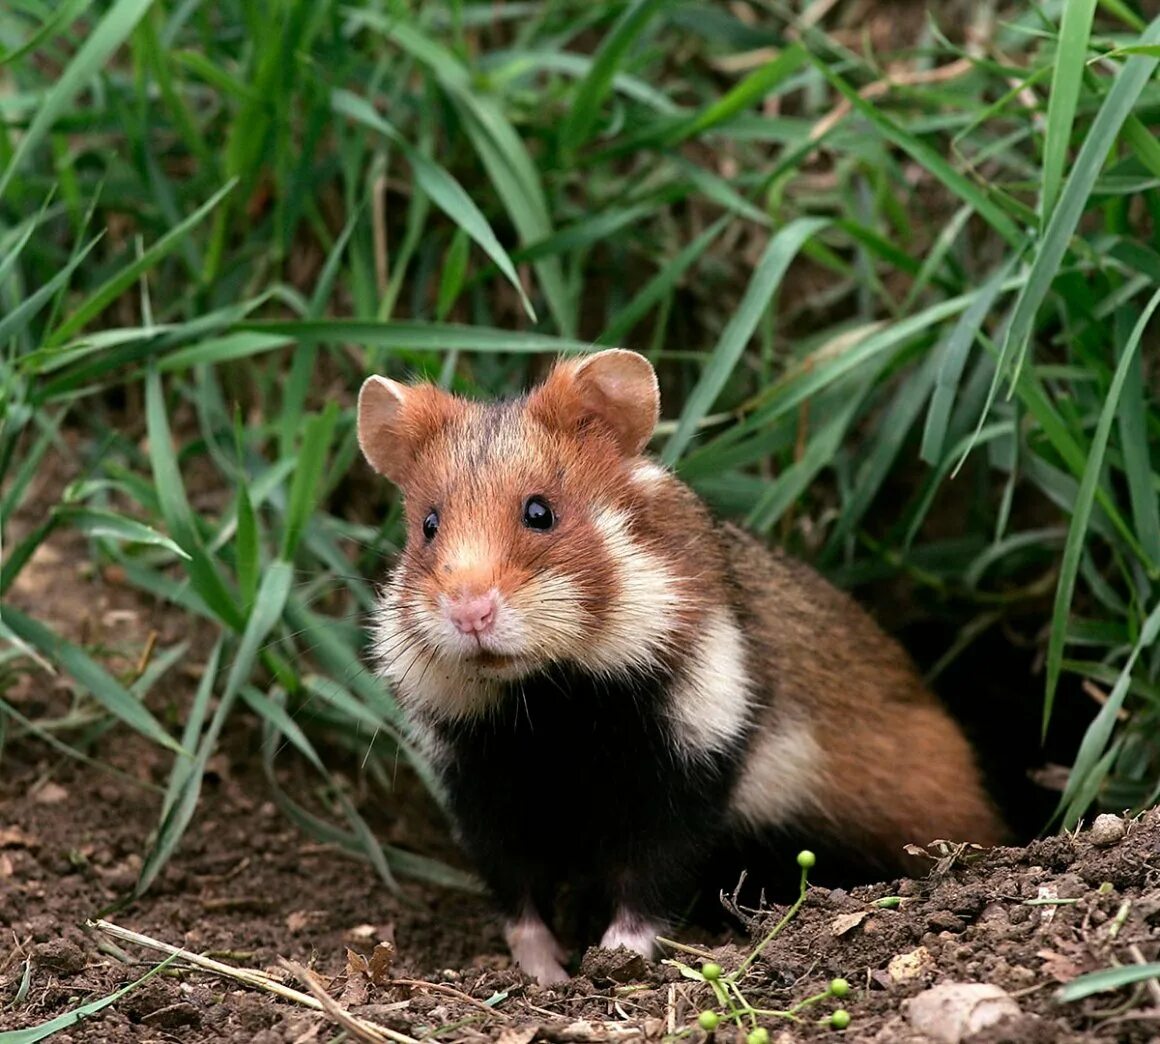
[356,349,1005,985]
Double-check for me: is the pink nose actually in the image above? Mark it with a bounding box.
[447,592,497,636]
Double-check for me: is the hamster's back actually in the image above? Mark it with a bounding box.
[719,524,1006,868]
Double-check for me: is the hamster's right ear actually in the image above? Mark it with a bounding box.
[357,376,455,485]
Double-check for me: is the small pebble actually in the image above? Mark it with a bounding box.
[33,938,87,975]
[1089,814,1126,847]
[887,945,936,983]
[927,911,966,933]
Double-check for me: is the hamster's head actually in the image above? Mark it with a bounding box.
[358,350,681,710]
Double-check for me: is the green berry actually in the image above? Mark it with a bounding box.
[829,977,850,998]
[797,850,816,869]
[830,1009,851,1030]
[698,1011,720,1032]
[747,1029,769,1044]
[701,961,722,981]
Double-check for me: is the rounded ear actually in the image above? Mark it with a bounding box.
[533,349,660,456]
[357,375,409,483]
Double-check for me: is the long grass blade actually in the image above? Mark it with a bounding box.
[662,217,828,464]
[0,0,156,200]
[1040,0,1099,222]
[1044,287,1160,734]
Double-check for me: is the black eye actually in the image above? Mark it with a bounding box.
[422,510,440,541]
[523,495,555,531]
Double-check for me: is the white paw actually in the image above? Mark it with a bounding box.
[600,912,660,958]
[505,914,570,985]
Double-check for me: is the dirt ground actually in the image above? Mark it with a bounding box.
[4,479,1160,1043]
[4,723,1160,1044]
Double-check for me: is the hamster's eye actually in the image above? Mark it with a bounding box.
[422,510,440,541]
[522,495,555,531]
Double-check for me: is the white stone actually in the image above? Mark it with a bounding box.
[907,982,1021,1043]
[1089,813,1127,847]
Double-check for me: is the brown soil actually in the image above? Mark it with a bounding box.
[4,731,1160,1043]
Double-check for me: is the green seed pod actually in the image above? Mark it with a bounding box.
[698,1011,720,1031]
[701,962,722,981]
[830,1009,851,1030]
[796,850,816,869]
[829,978,849,998]
[747,1029,770,1044]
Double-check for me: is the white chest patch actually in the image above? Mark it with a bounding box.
[665,607,753,760]
[583,507,684,674]
[728,716,824,830]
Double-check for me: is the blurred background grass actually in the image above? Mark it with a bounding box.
[2,0,1160,895]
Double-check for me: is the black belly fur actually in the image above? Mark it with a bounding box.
[434,663,740,927]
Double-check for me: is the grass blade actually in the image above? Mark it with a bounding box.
[997,16,1160,397]
[331,89,535,321]
[1044,287,1160,734]
[281,404,339,560]
[811,57,1023,249]
[144,368,243,630]
[922,256,1015,465]
[660,44,807,147]
[1115,315,1160,566]
[1040,0,1099,221]
[0,957,177,1044]
[558,0,667,153]
[54,506,191,560]
[1056,597,1160,826]
[600,216,729,345]
[662,217,828,464]
[241,318,593,354]
[136,640,224,898]
[0,607,182,754]
[48,181,236,345]
[1058,962,1160,1003]
[0,0,155,201]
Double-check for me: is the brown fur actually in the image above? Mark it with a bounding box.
[720,525,1006,860]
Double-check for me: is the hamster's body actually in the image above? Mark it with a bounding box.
[357,350,1004,984]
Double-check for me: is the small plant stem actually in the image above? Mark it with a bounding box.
[726,980,755,1026]
[735,866,809,978]
[786,989,832,1014]
[1109,900,1132,939]
[746,1007,798,1020]
[655,936,718,959]
[709,979,732,1008]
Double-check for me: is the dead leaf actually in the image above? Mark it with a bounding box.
[1036,948,1083,983]
[830,911,868,936]
[496,1027,538,1044]
[341,949,371,1007]
[367,941,395,985]
[0,827,38,849]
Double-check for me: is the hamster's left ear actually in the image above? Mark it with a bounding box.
[357,375,457,485]
[529,349,660,456]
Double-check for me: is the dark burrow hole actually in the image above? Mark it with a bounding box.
[898,611,1091,845]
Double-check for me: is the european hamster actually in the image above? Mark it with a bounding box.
[356,349,1005,984]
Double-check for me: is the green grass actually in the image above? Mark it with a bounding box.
[3,0,1160,895]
